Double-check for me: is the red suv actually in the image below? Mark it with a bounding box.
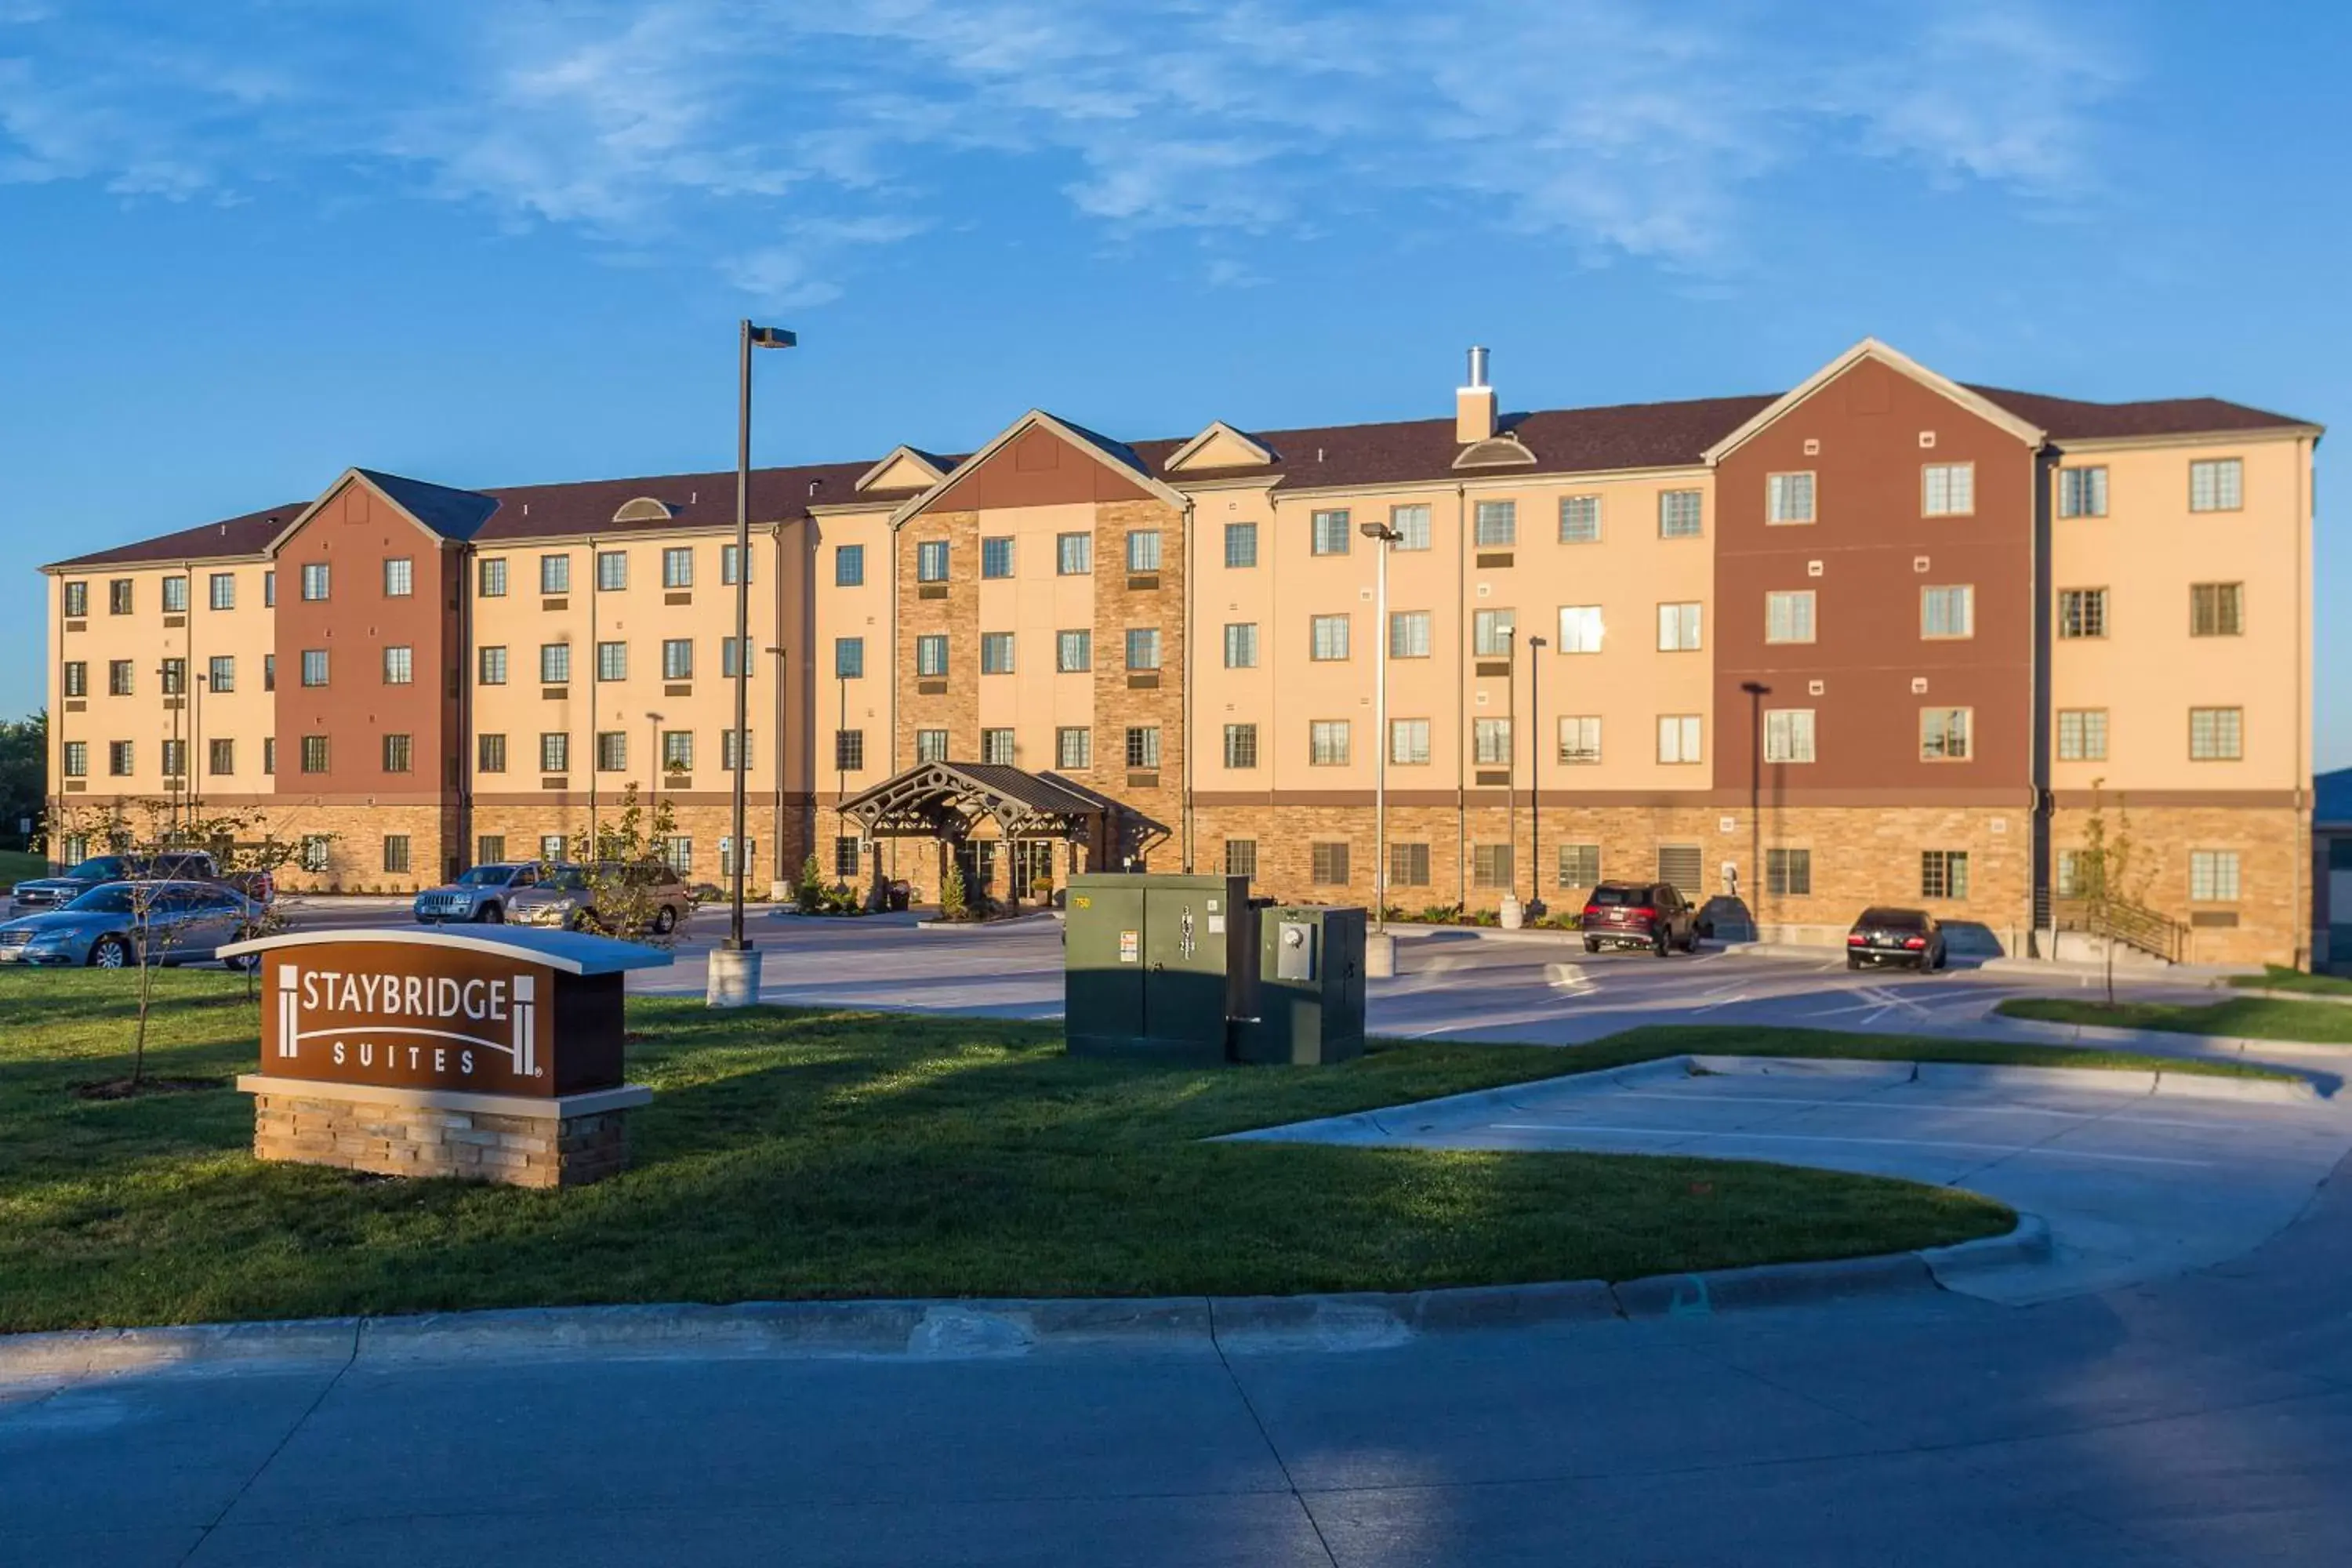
[1581,881,1700,956]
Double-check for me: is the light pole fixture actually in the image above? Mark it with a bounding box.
[728,319,796,956]
[1359,519,1402,932]
[1740,680,1771,917]
[1526,634,1547,913]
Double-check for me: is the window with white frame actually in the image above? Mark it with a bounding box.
[1309,720,1350,766]
[2059,466,2108,517]
[301,562,330,601]
[382,646,412,685]
[1921,585,1974,639]
[1764,709,1816,764]
[1059,630,1094,672]
[1125,627,1161,670]
[916,729,949,763]
[1391,503,1432,550]
[2189,457,2243,513]
[980,632,1014,674]
[383,558,413,597]
[1057,532,1091,575]
[1472,717,1512,766]
[1473,499,1516,547]
[1557,716,1601,764]
[1658,489,1703,538]
[2057,708,2109,760]
[2190,706,2243,760]
[1657,602,1701,652]
[1126,530,1163,573]
[301,649,329,687]
[1223,723,1258,768]
[916,635,948,677]
[2058,588,2107,639]
[1920,707,1973,761]
[1310,509,1352,555]
[1559,495,1601,543]
[1767,471,1816,523]
[1922,463,1975,517]
[2190,850,2241,903]
[1555,604,1602,654]
[1057,727,1091,769]
[1309,614,1350,661]
[1657,714,1701,764]
[1557,843,1602,887]
[1389,718,1430,765]
[1474,608,1516,656]
[1221,623,1256,669]
[1766,590,1817,644]
[916,540,949,582]
[1388,611,1431,659]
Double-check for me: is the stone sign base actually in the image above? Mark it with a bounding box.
[237,1076,653,1189]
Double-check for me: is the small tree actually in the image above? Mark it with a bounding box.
[938,855,968,921]
[796,851,827,914]
[552,782,699,950]
[2074,779,2148,1007]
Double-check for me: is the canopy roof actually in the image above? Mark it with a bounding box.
[837,761,1167,861]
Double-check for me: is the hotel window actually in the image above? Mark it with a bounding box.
[479,646,508,685]
[1473,717,1512,766]
[596,641,626,682]
[160,658,186,695]
[1767,471,1816,524]
[2057,588,2107,639]
[980,632,1014,674]
[662,547,694,589]
[1221,623,1257,668]
[2190,457,2243,513]
[384,557,414,597]
[916,540,949,582]
[979,728,1015,765]
[478,558,507,597]
[1309,720,1351,766]
[477,837,506,867]
[108,740,133,776]
[1657,714,1701,764]
[300,735,329,774]
[540,554,570,594]
[835,637,866,679]
[1921,850,1969,901]
[832,836,862,880]
[2190,850,2241,903]
[1554,605,1601,654]
[662,639,694,681]
[1056,727,1091,769]
[538,834,565,864]
[1311,509,1352,555]
[1922,585,1974,640]
[1657,602,1701,652]
[1475,607,1518,657]
[2190,583,2245,637]
[262,738,276,775]
[1392,842,1432,887]
[1558,843,1602,888]
[916,635,949,677]
[1057,532,1091,575]
[597,732,627,771]
[1658,489,1704,538]
[300,650,328,688]
[162,740,186,779]
[1126,530,1162,572]
[1472,844,1514,888]
[1311,843,1350,885]
[835,731,865,771]
[1224,522,1258,568]
[539,732,569,773]
[382,734,412,773]
[723,638,749,678]
[162,575,189,612]
[64,580,88,617]
[383,646,412,685]
[209,572,235,610]
[718,834,755,873]
[62,661,85,698]
[1921,707,1973,761]
[1225,840,1258,879]
[108,578,132,614]
[2189,706,2243,761]
[1058,630,1093,673]
[1224,723,1259,768]
[1392,503,1432,550]
[1558,716,1602,764]
[263,655,276,691]
[661,837,692,876]
[1390,718,1430,766]
[2056,708,2109,761]
[300,563,330,601]
[1474,499,1516,547]
[1765,590,1817,644]
[1764,709,1816,764]
[1388,611,1431,659]
[1125,628,1161,670]
[662,731,694,772]
[721,730,750,774]
[298,836,330,873]
[383,836,411,875]
[835,544,865,586]
[721,544,751,585]
[1125,727,1161,769]
[981,537,1014,579]
[540,643,570,684]
[61,741,85,778]
[1309,614,1351,661]
[1559,495,1601,543]
[108,659,134,695]
[1766,848,1812,898]
[1922,463,1975,517]
[596,550,627,591]
[207,655,234,693]
[916,729,949,763]
[2059,466,2109,518]
[477,734,507,774]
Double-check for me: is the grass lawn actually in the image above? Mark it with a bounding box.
[1997,995,2352,1045]
[0,971,2029,1333]
[0,849,47,890]
[2230,965,2352,997]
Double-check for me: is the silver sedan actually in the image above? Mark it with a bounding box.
[0,880,265,969]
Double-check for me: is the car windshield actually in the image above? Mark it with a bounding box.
[1587,886,1647,906]
[67,856,132,880]
[62,885,138,914]
[1859,908,1926,929]
[456,865,518,887]
[542,867,587,891]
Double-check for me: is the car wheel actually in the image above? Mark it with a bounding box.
[1653,931,1671,958]
[223,949,259,973]
[1847,955,1864,971]
[479,903,504,924]
[90,935,132,970]
[652,906,677,935]
[1583,938,1600,955]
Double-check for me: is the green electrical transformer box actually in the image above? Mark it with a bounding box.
[1234,906,1367,1065]
[1064,873,1256,1063]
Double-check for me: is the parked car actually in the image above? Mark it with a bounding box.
[413,862,544,924]
[506,861,691,936]
[0,880,265,968]
[1846,907,1947,971]
[9,851,273,914]
[1580,881,1700,956]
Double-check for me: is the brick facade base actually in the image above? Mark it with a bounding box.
[241,1078,648,1188]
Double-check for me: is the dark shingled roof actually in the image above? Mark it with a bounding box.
[45,380,2315,572]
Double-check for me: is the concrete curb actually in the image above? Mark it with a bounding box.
[1612,1251,1938,1319]
[1918,1213,2056,1281]
[1214,1054,1695,1143]
[910,912,1061,933]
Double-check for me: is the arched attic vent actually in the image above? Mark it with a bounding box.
[1451,433,1538,470]
[611,497,676,524]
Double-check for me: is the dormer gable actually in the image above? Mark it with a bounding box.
[611,496,675,524]
[1452,432,1539,470]
[855,445,951,495]
[1163,420,1277,474]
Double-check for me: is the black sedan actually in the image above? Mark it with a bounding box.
[1846,907,1947,971]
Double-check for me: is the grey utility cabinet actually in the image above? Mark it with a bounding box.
[1234,905,1366,1065]
[1063,873,1255,1064]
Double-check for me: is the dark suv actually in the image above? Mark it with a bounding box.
[1846,907,1947,971]
[1581,881,1700,956]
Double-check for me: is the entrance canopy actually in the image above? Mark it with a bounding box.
[837,761,1166,864]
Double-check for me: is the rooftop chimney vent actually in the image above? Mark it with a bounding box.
[1467,345,1490,389]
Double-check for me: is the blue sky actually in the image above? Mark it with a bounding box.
[2,1,2347,761]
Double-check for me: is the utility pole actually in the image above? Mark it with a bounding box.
[1526,634,1547,913]
[1359,518,1403,974]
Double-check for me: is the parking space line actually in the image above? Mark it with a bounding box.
[1484,1123,2217,1167]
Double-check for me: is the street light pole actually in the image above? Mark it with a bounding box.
[1526,635,1547,913]
[1359,520,1402,973]
[728,319,796,958]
